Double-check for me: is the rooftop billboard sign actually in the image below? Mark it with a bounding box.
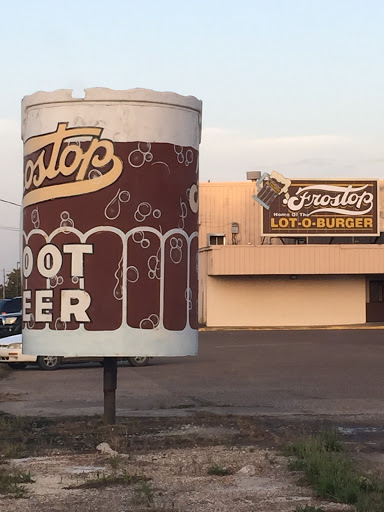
[253,173,379,236]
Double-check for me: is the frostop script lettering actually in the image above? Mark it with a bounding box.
[23,123,123,207]
[286,184,374,214]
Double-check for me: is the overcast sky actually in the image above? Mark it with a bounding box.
[1,0,383,272]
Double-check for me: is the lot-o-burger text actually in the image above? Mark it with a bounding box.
[270,215,373,230]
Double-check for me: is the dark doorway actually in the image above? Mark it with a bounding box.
[366,278,384,322]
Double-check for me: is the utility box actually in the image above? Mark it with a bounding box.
[21,88,202,357]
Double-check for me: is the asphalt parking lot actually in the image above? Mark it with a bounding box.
[1,329,384,420]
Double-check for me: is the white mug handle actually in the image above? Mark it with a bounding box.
[256,173,270,192]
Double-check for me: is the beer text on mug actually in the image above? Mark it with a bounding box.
[22,243,94,323]
[23,123,123,207]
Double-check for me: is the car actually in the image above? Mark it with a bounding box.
[0,334,151,370]
[0,299,11,312]
[0,297,22,338]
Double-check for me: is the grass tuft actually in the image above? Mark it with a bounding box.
[107,456,120,470]
[286,431,384,511]
[207,464,233,476]
[294,506,326,512]
[133,480,155,506]
[66,471,149,490]
[0,467,34,498]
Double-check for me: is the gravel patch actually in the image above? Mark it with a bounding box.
[0,446,351,512]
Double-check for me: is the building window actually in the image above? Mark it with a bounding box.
[208,234,225,246]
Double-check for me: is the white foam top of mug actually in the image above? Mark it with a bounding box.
[22,88,203,148]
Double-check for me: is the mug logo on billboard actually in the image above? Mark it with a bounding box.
[252,171,291,210]
[23,123,123,207]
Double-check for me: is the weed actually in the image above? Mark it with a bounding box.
[264,451,278,465]
[294,506,325,512]
[66,471,149,490]
[1,440,28,459]
[133,507,179,512]
[0,415,30,433]
[0,413,274,458]
[286,431,384,511]
[133,480,155,506]
[170,404,196,409]
[318,430,342,453]
[285,429,342,460]
[0,467,34,498]
[356,475,377,493]
[108,456,120,470]
[207,464,233,476]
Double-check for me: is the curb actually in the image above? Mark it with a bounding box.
[199,324,384,332]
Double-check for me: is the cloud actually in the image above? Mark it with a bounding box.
[294,157,336,167]
[199,127,384,181]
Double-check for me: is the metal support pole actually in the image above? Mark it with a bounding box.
[103,357,118,425]
[17,262,20,296]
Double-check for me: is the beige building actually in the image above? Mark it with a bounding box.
[198,179,384,327]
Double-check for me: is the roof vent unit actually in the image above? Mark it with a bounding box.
[246,171,262,181]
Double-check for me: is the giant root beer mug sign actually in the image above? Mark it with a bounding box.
[21,89,202,357]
